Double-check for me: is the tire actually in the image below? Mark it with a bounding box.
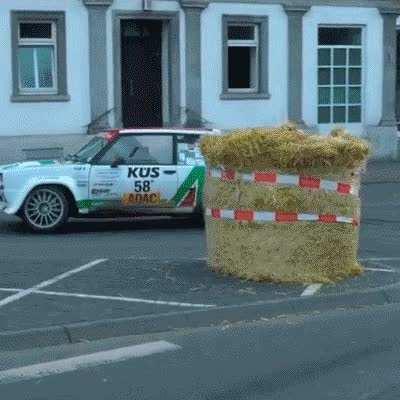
[22,186,70,232]
[191,212,204,227]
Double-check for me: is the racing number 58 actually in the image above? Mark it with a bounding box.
[134,181,151,192]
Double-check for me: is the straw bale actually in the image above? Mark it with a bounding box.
[205,218,361,283]
[202,126,369,283]
[206,178,360,219]
[200,125,370,178]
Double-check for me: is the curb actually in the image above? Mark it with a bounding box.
[1,281,400,352]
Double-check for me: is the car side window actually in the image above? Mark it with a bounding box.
[97,135,173,165]
[176,134,203,165]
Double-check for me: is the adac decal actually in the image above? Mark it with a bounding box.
[171,166,205,208]
[128,167,160,179]
[122,192,161,205]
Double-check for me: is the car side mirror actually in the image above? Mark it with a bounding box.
[110,157,125,168]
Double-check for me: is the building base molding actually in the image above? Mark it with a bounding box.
[365,125,398,160]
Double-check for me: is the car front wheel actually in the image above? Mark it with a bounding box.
[22,186,70,232]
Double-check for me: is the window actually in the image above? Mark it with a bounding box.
[98,135,173,165]
[227,24,258,91]
[18,22,57,93]
[317,27,362,124]
[176,134,203,166]
[221,15,269,100]
[72,137,109,163]
[11,11,69,102]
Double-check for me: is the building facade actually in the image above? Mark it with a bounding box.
[1,0,399,158]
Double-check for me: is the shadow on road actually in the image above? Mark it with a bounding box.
[0,215,203,235]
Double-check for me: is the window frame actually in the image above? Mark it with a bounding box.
[317,25,364,125]
[93,134,176,166]
[17,21,58,94]
[221,15,270,100]
[11,11,69,103]
[175,133,202,166]
[227,23,259,93]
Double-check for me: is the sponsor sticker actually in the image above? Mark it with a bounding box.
[93,182,114,187]
[91,188,111,195]
[122,192,161,205]
[94,170,121,179]
[127,167,160,179]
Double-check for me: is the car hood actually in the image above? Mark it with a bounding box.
[0,159,66,172]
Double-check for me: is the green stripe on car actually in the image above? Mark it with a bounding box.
[171,166,206,207]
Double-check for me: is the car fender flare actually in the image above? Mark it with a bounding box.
[10,177,80,214]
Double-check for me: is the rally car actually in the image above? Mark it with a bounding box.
[0,128,220,232]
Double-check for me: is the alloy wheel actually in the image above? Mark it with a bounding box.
[24,188,65,229]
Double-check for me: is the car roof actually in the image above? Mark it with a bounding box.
[99,128,221,136]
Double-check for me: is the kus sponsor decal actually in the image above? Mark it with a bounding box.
[127,167,160,179]
[122,192,161,205]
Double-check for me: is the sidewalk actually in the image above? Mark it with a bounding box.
[362,160,400,183]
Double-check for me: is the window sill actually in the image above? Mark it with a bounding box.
[11,94,71,103]
[220,92,271,100]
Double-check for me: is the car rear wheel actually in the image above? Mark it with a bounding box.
[22,186,69,232]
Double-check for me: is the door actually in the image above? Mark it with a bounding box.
[89,134,177,213]
[396,30,400,127]
[174,134,206,211]
[121,19,163,128]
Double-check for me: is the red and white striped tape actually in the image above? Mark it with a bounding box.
[206,208,358,226]
[208,167,354,195]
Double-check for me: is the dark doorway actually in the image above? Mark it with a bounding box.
[121,19,163,128]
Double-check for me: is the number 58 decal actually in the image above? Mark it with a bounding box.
[134,180,151,192]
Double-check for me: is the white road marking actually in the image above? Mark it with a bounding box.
[0,287,215,308]
[0,288,19,293]
[0,259,107,308]
[359,257,400,262]
[364,267,395,273]
[124,256,207,261]
[301,284,323,297]
[0,341,181,385]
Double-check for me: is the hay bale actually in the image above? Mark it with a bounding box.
[206,219,361,283]
[200,125,370,177]
[201,126,370,283]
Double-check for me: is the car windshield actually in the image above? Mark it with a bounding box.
[66,136,108,163]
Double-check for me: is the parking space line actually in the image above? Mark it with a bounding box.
[123,256,207,261]
[364,267,396,272]
[0,259,107,308]
[301,284,323,296]
[0,287,215,308]
[359,257,400,262]
[0,341,181,385]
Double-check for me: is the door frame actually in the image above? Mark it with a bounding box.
[396,27,400,126]
[113,11,180,128]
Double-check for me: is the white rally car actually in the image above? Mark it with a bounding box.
[0,128,220,232]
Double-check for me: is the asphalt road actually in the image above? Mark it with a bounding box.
[2,303,400,399]
[0,180,399,261]
[0,168,400,398]
[0,181,400,335]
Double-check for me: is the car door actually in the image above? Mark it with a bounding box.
[174,134,206,211]
[90,134,178,213]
